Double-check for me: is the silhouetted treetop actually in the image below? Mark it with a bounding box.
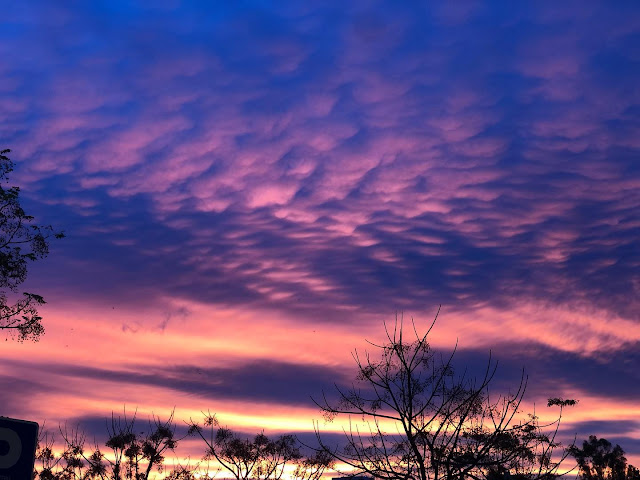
[570,436,640,480]
[313,309,578,480]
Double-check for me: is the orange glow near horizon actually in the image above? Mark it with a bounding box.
[5,298,640,476]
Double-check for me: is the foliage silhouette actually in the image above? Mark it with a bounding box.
[569,436,640,480]
[35,409,182,480]
[313,309,577,480]
[34,408,333,480]
[188,412,333,480]
[0,148,64,341]
[291,450,335,480]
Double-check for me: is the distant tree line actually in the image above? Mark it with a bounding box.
[34,415,640,480]
[34,409,333,480]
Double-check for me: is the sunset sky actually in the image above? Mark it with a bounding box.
[1,1,639,476]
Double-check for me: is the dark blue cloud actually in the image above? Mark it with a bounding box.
[3,358,350,409]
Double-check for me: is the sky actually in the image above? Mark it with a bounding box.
[1,0,639,476]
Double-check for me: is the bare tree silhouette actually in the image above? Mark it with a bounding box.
[313,309,577,480]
